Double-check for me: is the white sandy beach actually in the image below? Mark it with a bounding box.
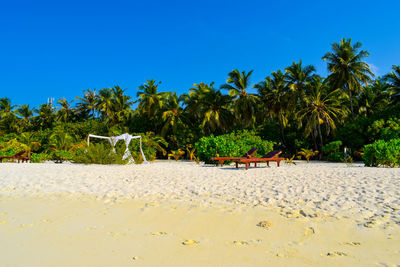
[1,161,400,266]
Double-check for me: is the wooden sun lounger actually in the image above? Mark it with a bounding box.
[0,150,30,163]
[233,150,285,170]
[211,147,258,166]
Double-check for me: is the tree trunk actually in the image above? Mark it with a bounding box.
[317,116,324,159]
[348,87,355,119]
[311,126,318,151]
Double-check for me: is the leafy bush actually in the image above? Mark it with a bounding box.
[195,130,275,163]
[50,150,73,163]
[72,143,128,165]
[367,118,400,141]
[363,139,400,167]
[322,141,344,162]
[31,152,51,163]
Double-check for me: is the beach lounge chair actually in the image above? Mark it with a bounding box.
[0,150,30,163]
[234,150,285,170]
[211,147,258,166]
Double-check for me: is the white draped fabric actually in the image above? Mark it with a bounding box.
[87,133,148,164]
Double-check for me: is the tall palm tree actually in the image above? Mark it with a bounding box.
[297,77,349,152]
[284,60,316,102]
[220,69,259,128]
[385,65,400,104]
[160,92,185,137]
[0,97,16,118]
[57,98,75,122]
[34,103,56,129]
[16,104,33,121]
[136,80,167,118]
[18,132,41,156]
[76,89,97,119]
[97,87,113,121]
[357,78,389,116]
[255,70,292,145]
[189,83,233,135]
[322,38,374,118]
[110,86,134,124]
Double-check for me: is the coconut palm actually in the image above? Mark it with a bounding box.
[136,79,167,118]
[220,69,259,128]
[96,87,113,121]
[18,132,41,156]
[255,70,292,145]
[109,86,134,124]
[297,77,349,152]
[57,98,75,122]
[322,38,374,118]
[186,82,233,135]
[160,92,185,137]
[0,97,16,118]
[76,89,97,119]
[284,60,316,102]
[34,103,56,129]
[357,78,390,116]
[385,65,400,104]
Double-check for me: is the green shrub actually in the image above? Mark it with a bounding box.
[72,143,128,165]
[195,130,275,163]
[31,152,51,163]
[363,139,400,167]
[50,150,73,163]
[322,141,344,162]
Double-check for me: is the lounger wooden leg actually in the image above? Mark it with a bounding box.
[254,162,257,167]
[246,162,249,170]
[236,162,238,168]
[277,160,280,167]
[267,162,269,167]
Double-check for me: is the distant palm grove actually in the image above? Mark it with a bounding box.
[1,38,400,163]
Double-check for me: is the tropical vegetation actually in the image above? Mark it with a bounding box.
[0,38,399,166]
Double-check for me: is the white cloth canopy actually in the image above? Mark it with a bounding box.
[87,133,148,164]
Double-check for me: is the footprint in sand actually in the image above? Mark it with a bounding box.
[304,227,315,236]
[339,241,361,247]
[325,251,348,257]
[227,239,262,246]
[182,239,199,245]
[149,231,167,236]
[257,221,273,229]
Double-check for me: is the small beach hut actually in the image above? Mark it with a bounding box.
[87,133,148,164]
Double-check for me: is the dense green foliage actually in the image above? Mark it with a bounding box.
[363,139,400,167]
[322,141,344,162]
[0,38,399,166]
[196,131,274,163]
[72,143,129,165]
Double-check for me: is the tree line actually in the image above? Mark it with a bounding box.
[1,38,400,158]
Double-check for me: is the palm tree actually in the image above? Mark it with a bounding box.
[15,104,33,131]
[297,77,349,152]
[357,78,389,116]
[97,87,113,121]
[76,89,97,119]
[385,65,400,104]
[194,83,233,135]
[34,103,56,129]
[18,132,41,156]
[322,38,374,118]
[284,60,316,102]
[255,70,292,145]
[160,92,185,137]
[220,69,259,128]
[57,98,75,122]
[109,86,134,124]
[0,97,16,118]
[136,80,167,118]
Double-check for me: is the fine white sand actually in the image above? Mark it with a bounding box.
[0,161,400,266]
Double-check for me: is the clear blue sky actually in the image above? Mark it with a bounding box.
[1,0,400,108]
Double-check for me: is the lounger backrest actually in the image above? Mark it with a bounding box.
[14,151,26,157]
[263,150,281,158]
[242,147,258,157]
